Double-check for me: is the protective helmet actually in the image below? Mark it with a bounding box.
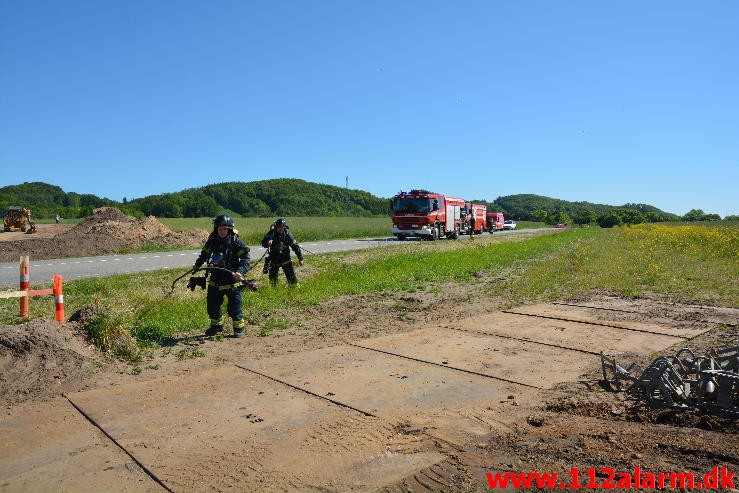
[213,214,234,229]
[274,218,288,228]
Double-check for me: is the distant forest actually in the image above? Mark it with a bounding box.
[1,180,731,226]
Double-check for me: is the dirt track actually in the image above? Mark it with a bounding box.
[0,210,737,492]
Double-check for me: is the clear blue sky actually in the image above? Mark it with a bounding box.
[2,1,737,217]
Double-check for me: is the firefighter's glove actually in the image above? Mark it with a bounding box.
[187,276,207,291]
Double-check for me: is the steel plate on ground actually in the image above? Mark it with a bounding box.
[354,327,594,388]
[503,303,708,338]
[67,366,445,492]
[0,399,160,493]
[555,298,739,326]
[454,312,684,354]
[241,344,536,445]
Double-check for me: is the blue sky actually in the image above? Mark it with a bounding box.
[2,1,737,217]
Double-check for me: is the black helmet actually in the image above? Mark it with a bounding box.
[274,218,288,228]
[213,214,234,229]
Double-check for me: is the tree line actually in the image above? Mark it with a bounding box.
[1,181,734,226]
[0,179,389,220]
[474,194,735,227]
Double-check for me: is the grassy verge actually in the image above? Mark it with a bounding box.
[2,223,736,362]
[513,220,548,229]
[502,223,738,305]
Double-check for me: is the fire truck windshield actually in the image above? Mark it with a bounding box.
[393,197,432,213]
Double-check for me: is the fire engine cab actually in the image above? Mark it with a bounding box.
[391,190,466,240]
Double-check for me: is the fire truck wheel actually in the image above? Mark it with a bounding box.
[431,225,439,241]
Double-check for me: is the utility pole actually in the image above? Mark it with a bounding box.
[344,176,349,215]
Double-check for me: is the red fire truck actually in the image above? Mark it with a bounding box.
[462,203,487,235]
[391,190,466,240]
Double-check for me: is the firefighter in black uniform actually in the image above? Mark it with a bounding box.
[261,218,303,285]
[193,214,251,338]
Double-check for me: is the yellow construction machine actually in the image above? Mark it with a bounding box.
[3,206,37,233]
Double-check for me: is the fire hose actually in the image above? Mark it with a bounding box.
[261,243,315,274]
[169,265,257,295]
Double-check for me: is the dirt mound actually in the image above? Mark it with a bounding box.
[0,319,112,406]
[75,206,131,225]
[72,208,173,240]
[0,207,208,262]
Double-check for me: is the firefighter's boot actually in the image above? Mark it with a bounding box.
[205,323,224,337]
[233,319,245,338]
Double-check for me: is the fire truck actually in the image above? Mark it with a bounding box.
[391,190,466,240]
[462,203,487,235]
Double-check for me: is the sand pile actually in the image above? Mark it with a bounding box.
[0,318,112,406]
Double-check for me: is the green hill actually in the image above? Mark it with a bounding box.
[0,179,391,219]
[128,179,390,218]
[0,182,117,219]
[488,194,678,222]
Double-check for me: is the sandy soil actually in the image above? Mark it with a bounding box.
[0,223,69,241]
[1,209,737,492]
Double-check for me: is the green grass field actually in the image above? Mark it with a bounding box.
[159,216,393,244]
[2,223,736,362]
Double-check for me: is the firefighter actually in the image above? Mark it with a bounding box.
[261,218,303,285]
[193,214,251,338]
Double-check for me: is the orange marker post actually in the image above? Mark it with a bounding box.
[19,256,29,317]
[53,274,64,322]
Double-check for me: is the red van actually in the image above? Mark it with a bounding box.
[486,212,505,233]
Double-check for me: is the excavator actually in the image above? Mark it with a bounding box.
[3,206,37,233]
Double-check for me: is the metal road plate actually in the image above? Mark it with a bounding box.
[353,327,595,388]
[0,400,160,493]
[555,298,739,326]
[502,303,709,338]
[67,366,444,492]
[454,312,686,354]
[242,344,536,444]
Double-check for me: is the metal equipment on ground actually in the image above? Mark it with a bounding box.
[601,346,739,417]
[3,206,37,233]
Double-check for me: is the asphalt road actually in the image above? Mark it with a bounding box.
[0,230,537,289]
